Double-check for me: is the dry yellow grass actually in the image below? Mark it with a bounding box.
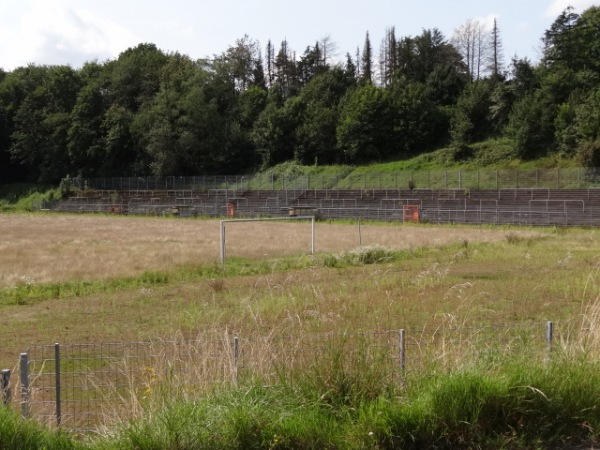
[0,213,542,287]
[5,212,600,435]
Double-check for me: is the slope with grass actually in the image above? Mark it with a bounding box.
[0,140,585,213]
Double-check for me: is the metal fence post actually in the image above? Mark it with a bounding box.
[399,329,405,375]
[55,343,61,426]
[20,353,29,419]
[546,321,554,359]
[233,337,239,385]
[1,369,10,405]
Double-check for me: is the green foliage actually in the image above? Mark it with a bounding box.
[573,87,600,143]
[294,68,353,165]
[576,139,600,168]
[0,407,78,450]
[391,79,449,154]
[252,97,301,168]
[7,357,600,449]
[543,6,600,74]
[450,80,494,146]
[7,65,81,182]
[58,175,80,199]
[506,90,556,159]
[1,5,600,183]
[107,43,169,112]
[337,84,394,163]
[323,245,397,268]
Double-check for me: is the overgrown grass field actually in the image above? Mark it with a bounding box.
[0,213,545,367]
[2,212,600,448]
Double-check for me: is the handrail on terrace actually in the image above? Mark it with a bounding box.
[74,167,600,193]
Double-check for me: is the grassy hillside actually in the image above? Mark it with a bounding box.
[0,138,585,211]
[262,138,579,175]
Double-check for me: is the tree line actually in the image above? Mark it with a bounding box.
[1,6,600,184]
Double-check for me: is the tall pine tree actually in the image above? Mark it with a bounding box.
[488,18,504,80]
[361,32,373,85]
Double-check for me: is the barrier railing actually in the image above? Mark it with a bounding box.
[72,168,600,192]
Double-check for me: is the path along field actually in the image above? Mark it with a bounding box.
[0,213,542,287]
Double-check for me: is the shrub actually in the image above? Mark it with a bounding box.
[576,139,600,168]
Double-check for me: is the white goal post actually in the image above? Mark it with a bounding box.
[219,216,316,266]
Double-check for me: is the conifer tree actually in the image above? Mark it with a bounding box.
[361,32,373,84]
[380,27,397,86]
[488,18,504,80]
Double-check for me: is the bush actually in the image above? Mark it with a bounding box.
[323,245,396,268]
[576,139,600,168]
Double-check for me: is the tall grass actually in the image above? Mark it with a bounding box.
[87,291,600,449]
[85,354,600,449]
[4,309,600,449]
[0,406,78,450]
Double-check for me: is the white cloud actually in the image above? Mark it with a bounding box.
[0,0,140,69]
[546,0,598,17]
[477,13,499,30]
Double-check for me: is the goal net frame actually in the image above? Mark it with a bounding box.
[219,216,316,266]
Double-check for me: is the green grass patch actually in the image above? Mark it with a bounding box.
[7,356,591,449]
[0,407,78,450]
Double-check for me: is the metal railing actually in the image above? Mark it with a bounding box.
[72,168,600,192]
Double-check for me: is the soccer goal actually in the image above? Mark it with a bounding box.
[219,216,316,266]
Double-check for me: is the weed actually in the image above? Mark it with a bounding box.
[505,232,523,244]
[207,278,226,293]
[413,262,451,288]
[323,245,396,268]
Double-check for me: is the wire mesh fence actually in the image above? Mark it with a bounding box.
[18,334,235,432]
[0,322,575,433]
[71,168,600,193]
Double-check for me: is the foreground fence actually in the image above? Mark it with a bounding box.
[76,167,600,192]
[2,322,572,433]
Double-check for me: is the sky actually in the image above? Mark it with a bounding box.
[0,0,598,72]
